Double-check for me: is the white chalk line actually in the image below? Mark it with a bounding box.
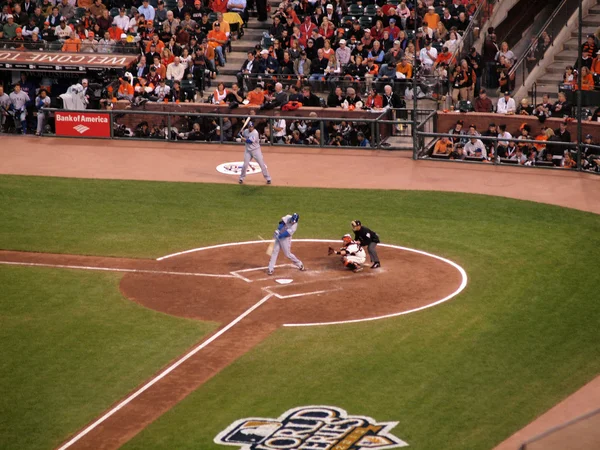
[0,261,234,278]
[157,239,467,326]
[266,287,342,300]
[56,292,274,450]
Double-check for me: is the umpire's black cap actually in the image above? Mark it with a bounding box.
[351,220,361,227]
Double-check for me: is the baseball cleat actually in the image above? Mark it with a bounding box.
[298,265,306,271]
[266,180,272,185]
[371,262,381,269]
[267,270,274,275]
[238,179,243,184]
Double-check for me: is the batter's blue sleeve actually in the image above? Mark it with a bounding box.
[278,231,290,239]
[277,221,285,231]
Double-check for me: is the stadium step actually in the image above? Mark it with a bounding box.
[570,26,599,38]
[554,50,579,62]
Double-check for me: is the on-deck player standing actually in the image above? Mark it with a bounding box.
[351,220,381,268]
[239,121,272,185]
[267,213,305,275]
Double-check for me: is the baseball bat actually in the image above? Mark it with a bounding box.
[266,240,275,256]
[239,116,251,136]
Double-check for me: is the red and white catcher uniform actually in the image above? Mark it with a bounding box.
[338,234,367,272]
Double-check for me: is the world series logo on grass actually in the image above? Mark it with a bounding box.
[214,406,408,449]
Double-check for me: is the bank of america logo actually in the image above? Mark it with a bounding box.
[73,125,90,134]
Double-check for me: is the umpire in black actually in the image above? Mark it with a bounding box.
[351,220,380,268]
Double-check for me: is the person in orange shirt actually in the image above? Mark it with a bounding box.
[208,22,227,66]
[578,66,595,91]
[108,22,124,41]
[424,6,440,30]
[117,78,134,101]
[62,31,82,52]
[152,55,167,80]
[145,34,165,54]
[396,58,413,79]
[433,136,453,155]
[591,50,600,75]
[246,85,265,107]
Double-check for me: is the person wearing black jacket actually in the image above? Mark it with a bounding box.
[236,51,259,90]
[351,220,381,268]
[327,86,345,107]
[300,86,321,107]
[552,92,572,118]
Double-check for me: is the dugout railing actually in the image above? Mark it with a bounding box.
[41,106,436,150]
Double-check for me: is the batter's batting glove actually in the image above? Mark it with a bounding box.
[245,138,252,144]
[273,230,280,238]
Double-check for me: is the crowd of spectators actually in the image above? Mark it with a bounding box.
[430,117,600,171]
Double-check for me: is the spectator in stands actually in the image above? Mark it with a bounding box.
[246,84,265,107]
[22,17,39,39]
[57,0,74,21]
[419,40,438,72]
[327,86,345,108]
[166,56,185,81]
[62,31,82,52]
[237,51,258,90]
[554,120,571,143]
[3,15,18,39]
[433,136,453,156]
[112,8,130,32]
[578,66,594,90]
[474,88,493,113]
[153,78,170,101]
[207,22,227,67]
[591,50,600,76]
[465,135,487,159]
[581,34,598,70]
[308,48,328,87]
[517,98,534,115]
[81,32,97,53]
[139,0,156,21]
[97,31,114,53]
[451,59,475,103]
[301,86,320,107]
[496,91,516,115]
[552,92,572,118]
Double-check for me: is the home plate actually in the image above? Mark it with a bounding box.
[275,279,293,284]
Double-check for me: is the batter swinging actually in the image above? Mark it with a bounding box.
[267,213,305,275]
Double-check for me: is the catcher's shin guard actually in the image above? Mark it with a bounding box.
[343,260,357,271]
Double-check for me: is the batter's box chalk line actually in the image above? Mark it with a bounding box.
[264,286,342,300]
[230,264,295,282]
[158,239,468,326]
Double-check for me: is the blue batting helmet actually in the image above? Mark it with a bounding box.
[290,213,299,223]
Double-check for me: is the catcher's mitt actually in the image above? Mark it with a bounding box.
[328,246,336,256]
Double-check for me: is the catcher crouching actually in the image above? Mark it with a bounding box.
[328,234,367,273]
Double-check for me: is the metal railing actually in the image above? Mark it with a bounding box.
[509,0,580,90]
[450,0,493,66]
[40,107,437,150]
[415,129,600,173]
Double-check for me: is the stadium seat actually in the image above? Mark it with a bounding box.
[348,5,363,16]
[359,16,373,28]
[208,12,218,24]
[389,0,400,5]
[165,0,178,9]
[364,5,377,17]
[109,7,119,17]
[340,16,354,27]
[181,80,196,90]
[262,36,273,48]
[75,7,86,19]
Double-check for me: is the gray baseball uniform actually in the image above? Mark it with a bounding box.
[239,128,271,183]
[268,214,303,273]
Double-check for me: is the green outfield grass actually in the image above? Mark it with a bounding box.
[1,175,599,450]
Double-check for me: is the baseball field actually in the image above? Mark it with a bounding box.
[1,174,600,450]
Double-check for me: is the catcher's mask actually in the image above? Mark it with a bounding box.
[351,220,361,231]
[342,234,353,245]
[290,213,299,223]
